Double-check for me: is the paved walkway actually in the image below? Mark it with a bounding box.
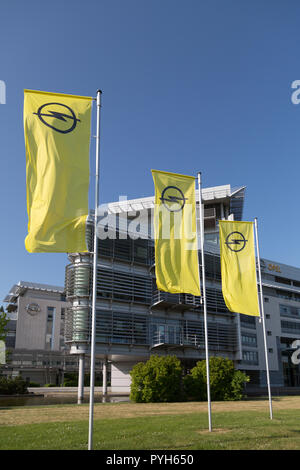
[27,386,129,397]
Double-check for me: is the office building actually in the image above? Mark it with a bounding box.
[64,183,300,394]
[3,281,96,385]
[5,183,300,395]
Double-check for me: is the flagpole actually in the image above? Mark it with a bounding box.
[88,89,102,450]
[254,217,273,420]
[197,172,212,432]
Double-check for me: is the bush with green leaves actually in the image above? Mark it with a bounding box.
[28,381,40,387]
[183,364,206,401]
[230,369,250,400]
[130,355,249,403]
[130,355,183,403]
[183,357,249,401]
[0,376,28,395]
[63,372,103,387]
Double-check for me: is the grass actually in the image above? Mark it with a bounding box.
[1,396,300,450]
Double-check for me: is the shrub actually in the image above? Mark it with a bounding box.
[0,376,28,395]
[130,356,249,403]
[63,372,103,387]
[129,362,146,403]
[204,356,235,400]
[184,357,249,401]
[29,381,41,387]
[183,365,206,401]
[230,369,250,400]
[130,355,183,403]
[63,372,78,387]
[13,376,28,394]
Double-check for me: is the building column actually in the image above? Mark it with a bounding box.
[102,356,108,402]
[77,354,85,404]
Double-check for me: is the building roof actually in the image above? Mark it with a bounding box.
[3,281,64,303]
[98,184,246,221]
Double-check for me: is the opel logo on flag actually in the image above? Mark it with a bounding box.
[160,186,188,212]
[33,102,81,134]
[225,231,248,252]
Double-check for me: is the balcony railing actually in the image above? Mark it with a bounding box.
[151,289,200,311]
[151,331,203,350]
[204,207,216,219]
[150,320,238,353]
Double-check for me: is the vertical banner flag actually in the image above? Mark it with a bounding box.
[152,170,201,296]
[219,220,260,316]
[24,89,92,253]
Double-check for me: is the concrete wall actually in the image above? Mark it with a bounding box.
[16,291,68,350]
[110,362,135,393]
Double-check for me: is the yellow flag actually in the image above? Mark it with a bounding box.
[24,89,92,253]
[152,170,201,296]
[219,220,260,316]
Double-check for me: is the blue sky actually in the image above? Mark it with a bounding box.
[1,0,300,305]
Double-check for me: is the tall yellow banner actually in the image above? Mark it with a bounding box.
[219,220,260,316]
[24,89,92,253]
[152,170,201,296]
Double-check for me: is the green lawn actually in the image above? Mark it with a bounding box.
[1,400,300,450]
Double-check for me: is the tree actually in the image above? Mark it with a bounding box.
[0,306,9,342]
[0,306,9,366]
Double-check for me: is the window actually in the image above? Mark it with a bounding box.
[204,232,219,246]
[241,333,257,347]
[240,315,256,329]
[242,350,258,365]
[281,320,300,333]
[59,308,65,349]
[280,304,300,318]
[45,307,56,350]
[204,254,221,281]
[133,241,149,264]
[95,310,147,345]
[275,276,291,285]
[97,268,151,304]
[277,290,292,300]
